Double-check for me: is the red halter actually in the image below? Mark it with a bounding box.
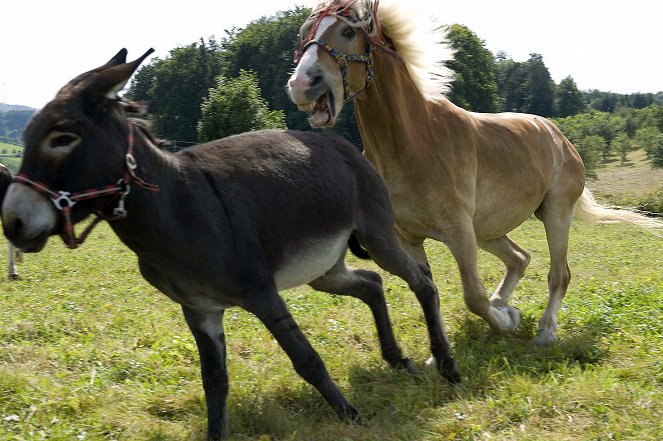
[13,123,160,249]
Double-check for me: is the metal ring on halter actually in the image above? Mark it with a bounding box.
[51,191,77,211]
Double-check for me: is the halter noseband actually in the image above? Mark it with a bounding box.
[13,122,160,249]
[300,38,374,102]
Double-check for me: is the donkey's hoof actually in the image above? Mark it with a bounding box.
[534,328,556,346]
[8,274,19,281]
[397,357,418,375]
[439,358,461,384]
[339,404,362,425]
[488,305,521,333]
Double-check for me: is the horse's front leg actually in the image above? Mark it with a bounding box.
[182,306,228,440]
[445,223,522,333]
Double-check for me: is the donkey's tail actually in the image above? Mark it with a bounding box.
[574,187,663,237]
[348,234,371,260]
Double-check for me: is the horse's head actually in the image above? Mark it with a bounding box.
[288,0,381,128]
[2,49,153,252]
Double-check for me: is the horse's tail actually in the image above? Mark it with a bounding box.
[348,234,371,260]
[574,187,662,238]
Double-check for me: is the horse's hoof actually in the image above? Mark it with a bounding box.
[424,355,437,368]
[488,305,521,333]
[439,358,461,384]
[534,328,556,346]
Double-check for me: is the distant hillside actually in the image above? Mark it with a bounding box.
[0,104,35,145]
[0,103,35,112]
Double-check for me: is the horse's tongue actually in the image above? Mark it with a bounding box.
[309,110,331,127]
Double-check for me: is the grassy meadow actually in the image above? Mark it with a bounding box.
[0,141,24,172]
[0,215,661,440]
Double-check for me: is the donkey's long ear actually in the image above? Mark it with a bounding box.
[86,48,155,100]
[85,48,154,99]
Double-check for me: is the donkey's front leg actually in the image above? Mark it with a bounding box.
[182,306,228,441]
[244,291,360,422]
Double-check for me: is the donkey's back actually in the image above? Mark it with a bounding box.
[176,129,391,290]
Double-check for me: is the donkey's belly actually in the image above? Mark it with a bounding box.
[273,231,350,291]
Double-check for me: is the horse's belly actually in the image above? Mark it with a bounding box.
[273,231,350,291]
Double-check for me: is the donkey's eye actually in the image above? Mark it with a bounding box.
[49,133,80,149]
[342,27,356,39]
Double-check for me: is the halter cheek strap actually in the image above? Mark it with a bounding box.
[300,38,374,102]
[13,123,160,249]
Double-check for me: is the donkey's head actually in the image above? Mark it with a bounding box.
[2,49,154,252]
[288,0,381,128]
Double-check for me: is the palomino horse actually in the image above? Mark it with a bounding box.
[0,163,22,280]
[2,49,460,440]
[288,0,662,348]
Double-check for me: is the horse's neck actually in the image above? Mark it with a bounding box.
[355,50,464,173]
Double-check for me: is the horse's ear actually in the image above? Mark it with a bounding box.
[84,48,155,100]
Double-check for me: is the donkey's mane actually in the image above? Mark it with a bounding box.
[312,0,454,98]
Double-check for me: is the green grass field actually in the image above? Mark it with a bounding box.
[0,217,661,440]
[0,141,24,172]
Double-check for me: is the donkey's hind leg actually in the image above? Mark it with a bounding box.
[310,257,415,373]
[534,196,576,346]
[243,289,359,422]
[7,242,19,280]
[479,236,531,307]
[357,231,461,383]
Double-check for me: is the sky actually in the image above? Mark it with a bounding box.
[1,0,661,109]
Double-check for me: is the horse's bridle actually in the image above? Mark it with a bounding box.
[298,38,374,102]
[13,122,160,249]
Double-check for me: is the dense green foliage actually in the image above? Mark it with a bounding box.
[197,70,286,142]
[126,39,224,145]
[553,105,663,172]
[445,25,499,113]
[1,220,661,440]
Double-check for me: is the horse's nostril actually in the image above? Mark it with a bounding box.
[311,75,323,87]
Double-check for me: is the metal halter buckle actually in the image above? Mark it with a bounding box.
[112,180,131,218]
[52,191,77,211]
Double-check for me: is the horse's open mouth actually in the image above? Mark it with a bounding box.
[308,92,336,128]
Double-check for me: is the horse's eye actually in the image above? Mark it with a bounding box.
[342,27,356,39]
[50,134,80,149]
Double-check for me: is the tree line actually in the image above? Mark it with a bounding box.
[0,8,617,173]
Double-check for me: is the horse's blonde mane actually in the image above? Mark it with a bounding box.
[311,0,455,98]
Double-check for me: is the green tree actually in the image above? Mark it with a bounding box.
[634,126,663,161]
[575,135,605,172]
[197,70,286,142]
[556,76,586,117]
[524,54,555,117]
[612,132,632,164]
[126,39,224,144]
[495,53,555,116]
[446,24,499,113]
[221,8,312,132]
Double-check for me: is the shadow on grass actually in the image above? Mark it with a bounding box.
[449,310,611,386]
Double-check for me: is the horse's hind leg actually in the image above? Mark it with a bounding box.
[357,231,461,383]
[479,236,531,307]
[535,197,575,346]
[310,257,415,373]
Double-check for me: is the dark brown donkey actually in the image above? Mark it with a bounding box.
[1,49,459,440]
